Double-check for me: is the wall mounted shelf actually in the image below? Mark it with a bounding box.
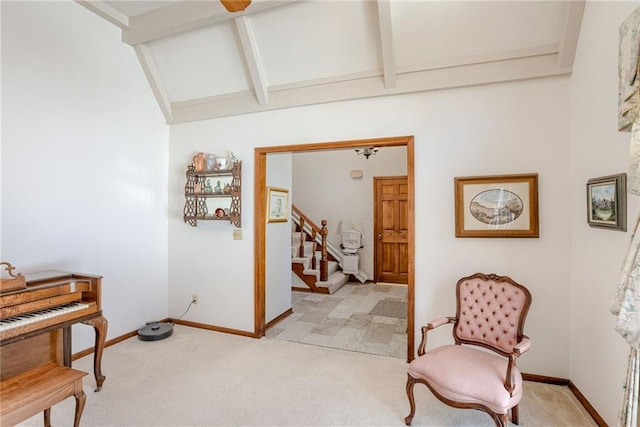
[183,160,241,227]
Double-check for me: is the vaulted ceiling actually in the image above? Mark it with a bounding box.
[77,0,585,124]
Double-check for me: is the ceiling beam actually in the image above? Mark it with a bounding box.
[170,53,568,124]
[376,0,396,89]
[122,0,299,46]
[557,0,586,70]
[234,16,268,106]
[398,44,558,75]
[134,44,172,123]
[75,0,129,29]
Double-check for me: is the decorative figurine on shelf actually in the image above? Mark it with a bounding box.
[214,180,223,194]
[223,183,231,195]
[193,152,206,172]
[194,181,202,193]
[205,154,216,172]
[204,179,213,193]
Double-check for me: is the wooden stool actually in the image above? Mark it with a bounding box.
[0,362,88,427]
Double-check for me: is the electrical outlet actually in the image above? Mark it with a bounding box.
[192,294,198,304]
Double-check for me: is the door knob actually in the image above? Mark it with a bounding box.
[377,234,383,239]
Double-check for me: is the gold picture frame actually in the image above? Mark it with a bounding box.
[454,173,539,238]
[266,187,289,223]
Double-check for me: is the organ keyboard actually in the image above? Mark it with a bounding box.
[0,268,108,392]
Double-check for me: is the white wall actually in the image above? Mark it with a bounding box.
[168,125,255,332]
[169,76,572,378]
[411,79,572,378]
[569,1,640,424]
[266,152,293,323]
[292,147,407,279]
[1,1,169,351]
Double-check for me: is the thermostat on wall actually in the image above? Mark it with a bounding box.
[350,170,364,179]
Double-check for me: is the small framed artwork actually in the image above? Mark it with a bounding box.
[267,186,289,223]
[586,173,627,231]
[454,173,539,238]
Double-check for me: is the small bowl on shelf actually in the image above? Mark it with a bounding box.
[215,208,226,218]
[215,156,230,171]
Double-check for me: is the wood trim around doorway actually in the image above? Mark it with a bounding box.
[254,135,416,361]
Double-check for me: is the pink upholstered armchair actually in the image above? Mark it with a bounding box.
[404,273,532,427]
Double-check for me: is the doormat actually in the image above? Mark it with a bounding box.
[369,299,406,319]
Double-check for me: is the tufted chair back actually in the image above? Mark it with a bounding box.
[454,273,531,355]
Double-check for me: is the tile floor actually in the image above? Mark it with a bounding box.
[266,282,408,359]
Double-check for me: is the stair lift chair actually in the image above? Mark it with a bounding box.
[404,273,532,427]
[340,228,363,275]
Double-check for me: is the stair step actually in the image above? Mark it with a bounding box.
[328,260,338,275]
[290,218,353,294]
[291,241,314,258]
[316,271,349,294]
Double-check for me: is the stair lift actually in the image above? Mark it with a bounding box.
[338,221,364,275]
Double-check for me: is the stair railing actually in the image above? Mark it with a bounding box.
[298,218,306,258]
[311,230,317,270]
[320,220,328,281]
[298,220,317,268]
[292,205,328,281]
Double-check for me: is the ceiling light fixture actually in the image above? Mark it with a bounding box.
[220,0,251,13]
[355,147,379,159]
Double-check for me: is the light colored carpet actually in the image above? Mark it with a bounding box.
[18,325,596,426]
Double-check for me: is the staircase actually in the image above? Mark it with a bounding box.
[291,207,351,294]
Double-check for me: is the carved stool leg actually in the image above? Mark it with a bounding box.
[404,374,417,426]
[44,408,51,427]
[73,389,86,427]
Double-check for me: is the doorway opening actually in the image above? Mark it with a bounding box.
[254,135,415,361]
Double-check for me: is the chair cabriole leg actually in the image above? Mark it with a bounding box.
[494,412,508,427]
[511,404,519,425]
[404,374,416,426]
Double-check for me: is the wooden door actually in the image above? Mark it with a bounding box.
[374,176,409,284]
